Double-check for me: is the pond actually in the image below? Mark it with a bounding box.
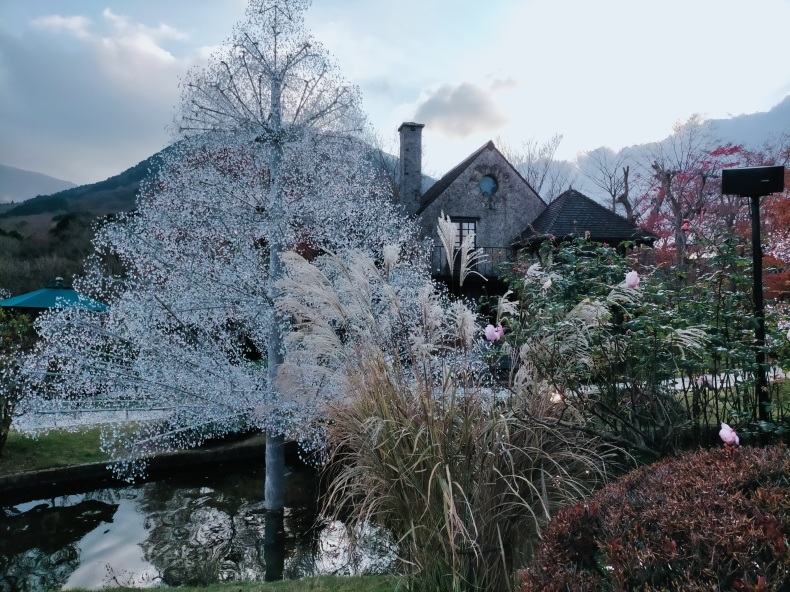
[0,463,395,591]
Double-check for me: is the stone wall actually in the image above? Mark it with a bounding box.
[417,144,546,250]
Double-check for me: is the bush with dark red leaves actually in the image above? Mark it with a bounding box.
[520,445,790,592]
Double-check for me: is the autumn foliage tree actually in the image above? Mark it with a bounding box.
[748,135,790,300]
[633,117,788,293]
[636,116,743,266]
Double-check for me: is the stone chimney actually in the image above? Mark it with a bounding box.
[398,122,424,216]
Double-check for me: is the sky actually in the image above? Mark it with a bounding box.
[1,0,789,186]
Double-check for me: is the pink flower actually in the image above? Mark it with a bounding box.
[625,270,640,289]
[681,219,690,232]
[485,324,500,342]
[719,423,739,446]
[496,324,504,339]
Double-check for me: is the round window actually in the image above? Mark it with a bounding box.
[479,175,498,197]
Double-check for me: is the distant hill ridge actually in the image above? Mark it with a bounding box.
[0,140,429,220]
[0,147,171,219]
[0,165,76,203]
[2,95,786,221]
[709,94,790,149]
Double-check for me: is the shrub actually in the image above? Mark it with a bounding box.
[520,445,790,592]
[504,238,790,458]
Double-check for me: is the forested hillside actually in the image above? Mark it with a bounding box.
[0,141,421,296]
[0,149,169,295]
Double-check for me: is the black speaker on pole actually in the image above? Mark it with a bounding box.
[721,165,784,197]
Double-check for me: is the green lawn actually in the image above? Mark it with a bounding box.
[672,376,790,426]
[0,427,109,476]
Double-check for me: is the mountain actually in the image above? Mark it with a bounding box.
[571,95,790,207]
[707,95,790,148]
[0,149,170,295]
[0,164,76,203]
[0,148,170,221]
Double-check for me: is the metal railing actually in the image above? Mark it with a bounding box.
[430,246,513,278]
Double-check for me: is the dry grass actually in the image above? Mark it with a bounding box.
[322,347,614,592]
[276,246,621,590]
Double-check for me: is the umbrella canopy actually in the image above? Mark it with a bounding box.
[1,277,108,312]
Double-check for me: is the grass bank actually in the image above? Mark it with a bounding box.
[0,427,109,476]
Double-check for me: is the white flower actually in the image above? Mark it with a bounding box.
[719,423,739,446]
[625,270,640,289]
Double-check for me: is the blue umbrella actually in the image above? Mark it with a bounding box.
[1,277,108,312]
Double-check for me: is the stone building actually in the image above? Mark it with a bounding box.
[397,122,652,287]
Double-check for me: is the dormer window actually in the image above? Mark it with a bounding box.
[479,175,498,197]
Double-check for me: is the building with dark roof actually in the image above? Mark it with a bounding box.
[518,188,655,249]
[398,123,652,282]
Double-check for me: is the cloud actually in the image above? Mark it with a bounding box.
[101,8,187,40]
[31,15,92,38]
[414,83,508,138]
[0,9,202,184]
[489,77,518,93]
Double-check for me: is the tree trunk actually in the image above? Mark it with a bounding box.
[0,406,11,457]
[265,74,286,512]
[616,166,634,222]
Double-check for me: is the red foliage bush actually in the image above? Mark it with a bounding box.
[765,270,790,301]
[520,445,790,591]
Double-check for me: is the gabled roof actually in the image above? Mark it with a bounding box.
[518,189,654,244]
[415,141,545,215]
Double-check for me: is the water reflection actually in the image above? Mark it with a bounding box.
[1,498,118,591]
[264,510,285,581]
[0,464,395,592]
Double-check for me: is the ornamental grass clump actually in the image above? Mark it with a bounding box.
[323,345,612,592]
[277,236,614,591]
[520,444,790,592]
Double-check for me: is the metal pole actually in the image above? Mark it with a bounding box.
[750,194,770,423]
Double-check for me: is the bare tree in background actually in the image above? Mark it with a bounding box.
[579,147,635,221]
[364,131,401,205]
[640,115,718,261]
[498,134,578,202]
